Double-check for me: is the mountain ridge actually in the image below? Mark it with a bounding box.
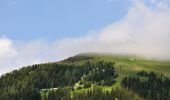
[0,53,170,100]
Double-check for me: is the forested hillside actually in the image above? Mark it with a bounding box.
[122,71,170,99]
[0,54,170,100]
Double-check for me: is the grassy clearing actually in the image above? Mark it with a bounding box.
[62,54,170,86]
[53,54,170,95]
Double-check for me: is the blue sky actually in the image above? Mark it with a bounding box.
[0,0,129,41]
[1,0,170,75]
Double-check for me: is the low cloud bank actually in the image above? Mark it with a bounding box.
[0,0,170,75]
[55,0,170,60]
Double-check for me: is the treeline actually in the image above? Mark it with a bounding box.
[0,61,117,100]
[43,87,71,100]
[122,70,170,100]
[81,61,117,87]
[72,86,143,100]
[1,58,170,100]
[42,86,143,100]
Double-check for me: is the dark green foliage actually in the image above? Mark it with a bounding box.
[122,71,170,100]
[83,61,117,86]
[72,86,143,100]
[48,88,71,100]
[83,81,91,88]
[0,61,117,100]
[111,87,144,100]
[0,87,41,100]
[64,56,94,63]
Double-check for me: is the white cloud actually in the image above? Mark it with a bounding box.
[54,0,170,60]
[0,36,17,57]
[0,37,17,75]
[148,0,170,8]
[0,0,170,75]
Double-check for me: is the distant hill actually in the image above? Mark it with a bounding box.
[0,53,170,100]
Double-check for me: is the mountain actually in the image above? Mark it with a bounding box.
[0,53,170,100]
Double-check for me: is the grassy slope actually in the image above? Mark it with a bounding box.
[62,54,170,86]
[42,53,170,96]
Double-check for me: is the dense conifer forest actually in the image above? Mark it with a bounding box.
[122,71,170,100]
[0,55,170,100]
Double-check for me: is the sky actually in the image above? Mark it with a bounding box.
[0,0,170,75]
[0,0,129,41]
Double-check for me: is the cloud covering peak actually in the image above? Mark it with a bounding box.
[55,0,170,59]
